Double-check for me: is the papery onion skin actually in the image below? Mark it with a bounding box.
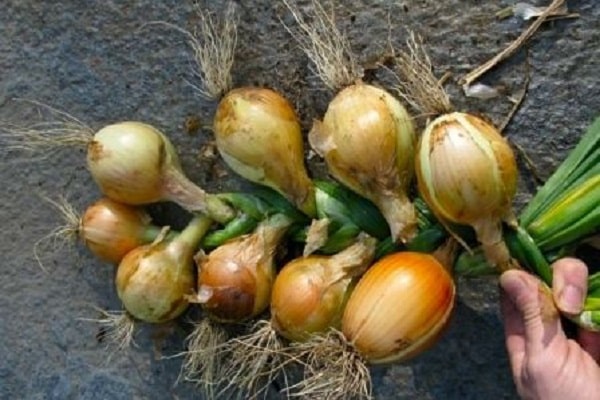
[342,252,455,364]
[87,122,233,223]
[213,87,317,217]
[270,235,376,342]
[309,83,417,243]
[87,122,180,205]
[196,215,291,323]
[416,112,517,227]
[116,216,212,323]
[80,198,159,263]
[416,112,518,269]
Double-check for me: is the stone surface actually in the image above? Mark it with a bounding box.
[0,1,598,399]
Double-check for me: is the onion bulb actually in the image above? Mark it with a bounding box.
[80,197,170,263]
[192,213,292,322]
[116,215,212,323]
[309,83,418,243]
[213,87,317,217]
[416,112,518,270]
[292,251,455,399]
[88,121,234,223]
[343,251,455,363]
[271,234,377,342]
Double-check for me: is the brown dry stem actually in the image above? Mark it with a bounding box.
[178,319,229,400]
[217,320,297,399]
[0,100,92,154]
[288,330,371,400]
[146,2,238,100]
[281,0,362,91]
[393,32,452,117]
[33,195,81,271]
[460,0,566,88]
[79,307,136,362]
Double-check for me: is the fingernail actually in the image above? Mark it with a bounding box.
[559,284,584,314]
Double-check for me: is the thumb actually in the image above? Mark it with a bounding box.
[500,270,564,353]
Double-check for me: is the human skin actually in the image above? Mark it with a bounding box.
[500,258,600,400]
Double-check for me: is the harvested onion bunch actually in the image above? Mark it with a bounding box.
[217,235,377,397]
[292,251,455,399]
[283,0,418,243]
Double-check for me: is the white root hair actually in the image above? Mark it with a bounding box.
[288,329,371,400]
[0,99,93,154]
[393,31,452,116]
[281,0,362,91]
[178,319,229,400]
[79,307,137,362]
[217,320,299,399]
[147,2,238,100]
[33,195,81,271]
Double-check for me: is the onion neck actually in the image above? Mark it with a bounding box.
[328,234,377,283]
[172,215,213,254]
[140,225,178,244]
[376,192,418,244]
[472,218,519,272]
[257,214,293,246]
[161,166,235,224]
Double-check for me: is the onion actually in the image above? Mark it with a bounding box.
[80,197,170,263]
[280,2,417,242]
[88,121,234,223]
[293,251,455,399]
[271,234,377,342]
[191,213,292,322]
[309,83,417,243]
[213,87,317,217]
[343,252,455,363]
[116,215,212,323]
[416,112,518,270]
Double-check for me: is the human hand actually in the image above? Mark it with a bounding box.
[500,258,600,400]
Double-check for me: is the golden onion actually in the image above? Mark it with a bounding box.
[213,87,317,217]
[342,251,455,363]
[88,122,233,223]
[270,235,376,342]
[80,198,162,263]
[309,83,417,243]
[116,216,212,323]
[416,112,518,270]
[193,214,291,322]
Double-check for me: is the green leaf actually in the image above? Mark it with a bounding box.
[521,116,600,226]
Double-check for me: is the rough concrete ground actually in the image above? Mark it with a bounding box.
[0,1,598,399]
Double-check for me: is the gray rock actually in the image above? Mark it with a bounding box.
[1,1,598,399]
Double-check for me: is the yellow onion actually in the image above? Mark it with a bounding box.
[342,251,455,363]
[213,87,317,217]
[416,112,518,270]
[88,121,233,223]
[309,83,417,243]
[192,214,291,322]
[116,215,212,323]
[270,235,376,342]
[80,197,167,263]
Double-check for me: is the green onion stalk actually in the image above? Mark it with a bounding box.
[456,117,600,329]
[507,117,600,329]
